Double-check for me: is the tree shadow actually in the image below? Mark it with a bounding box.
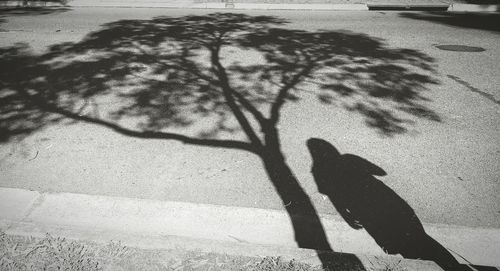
[0,13,440,268]
[400,12,500,33]
[306,138,490,271]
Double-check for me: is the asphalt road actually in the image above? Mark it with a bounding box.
[0,7,499,229]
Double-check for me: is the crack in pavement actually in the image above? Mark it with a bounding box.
[448,74,500,106]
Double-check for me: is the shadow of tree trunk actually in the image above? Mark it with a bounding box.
[261,127,331,251]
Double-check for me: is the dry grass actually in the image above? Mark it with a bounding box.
[0,231,406,271]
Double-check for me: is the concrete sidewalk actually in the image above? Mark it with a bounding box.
[1,187,499,269]
[1,0,500,11]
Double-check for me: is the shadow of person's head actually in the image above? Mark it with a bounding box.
[306,138,341,163]
[307,138,386,180]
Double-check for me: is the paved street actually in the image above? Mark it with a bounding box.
[0,6,498,235]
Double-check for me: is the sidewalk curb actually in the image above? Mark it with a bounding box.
[449,3,500,12]
[1,1,500,12]
[366,4,449,11]
[1,187,499,268]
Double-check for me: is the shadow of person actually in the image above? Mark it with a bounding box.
[306,138,470,271]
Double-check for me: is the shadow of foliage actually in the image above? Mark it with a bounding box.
[1,13,439,143]
[400,11,500,33]
[0,43,64,142]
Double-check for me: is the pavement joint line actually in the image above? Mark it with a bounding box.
[17,192,45,226]
[0,188,41,231]
[1,187,499,267]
